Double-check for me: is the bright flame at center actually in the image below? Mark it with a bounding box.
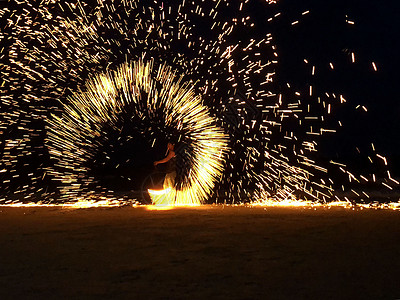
[148,188,202,207]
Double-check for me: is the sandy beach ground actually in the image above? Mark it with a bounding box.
[0,205,399,299]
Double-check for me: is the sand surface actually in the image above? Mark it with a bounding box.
[0,205,399,299]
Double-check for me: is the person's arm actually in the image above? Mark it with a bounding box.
[154,151,175,166]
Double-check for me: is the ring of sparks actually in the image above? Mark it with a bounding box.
[46,60,228,205]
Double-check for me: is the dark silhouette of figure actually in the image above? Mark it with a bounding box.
[154,142,176,189]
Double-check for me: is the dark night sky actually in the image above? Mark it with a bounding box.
[269,0,400,175]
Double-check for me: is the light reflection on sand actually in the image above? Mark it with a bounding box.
[0,199,399,210]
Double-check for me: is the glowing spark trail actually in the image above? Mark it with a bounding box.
[47,60,228,205]
[0,0,398,207]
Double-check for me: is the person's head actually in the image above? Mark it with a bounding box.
[167,142,175,151]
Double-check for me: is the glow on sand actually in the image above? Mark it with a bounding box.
[0,199,128,209]
[1,199,399,210]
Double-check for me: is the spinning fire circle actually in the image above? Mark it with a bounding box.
[46,60,228,205]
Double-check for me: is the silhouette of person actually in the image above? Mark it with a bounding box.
[154,142,176,189]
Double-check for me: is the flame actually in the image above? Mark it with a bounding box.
[147,188,202,208]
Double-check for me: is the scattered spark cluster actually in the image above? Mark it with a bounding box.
[0,0,398,206]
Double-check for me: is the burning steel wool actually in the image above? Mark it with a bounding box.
[47,60,228,205]
[0,0,398,207]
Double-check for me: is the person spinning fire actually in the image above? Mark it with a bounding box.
[153,142,176,189]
